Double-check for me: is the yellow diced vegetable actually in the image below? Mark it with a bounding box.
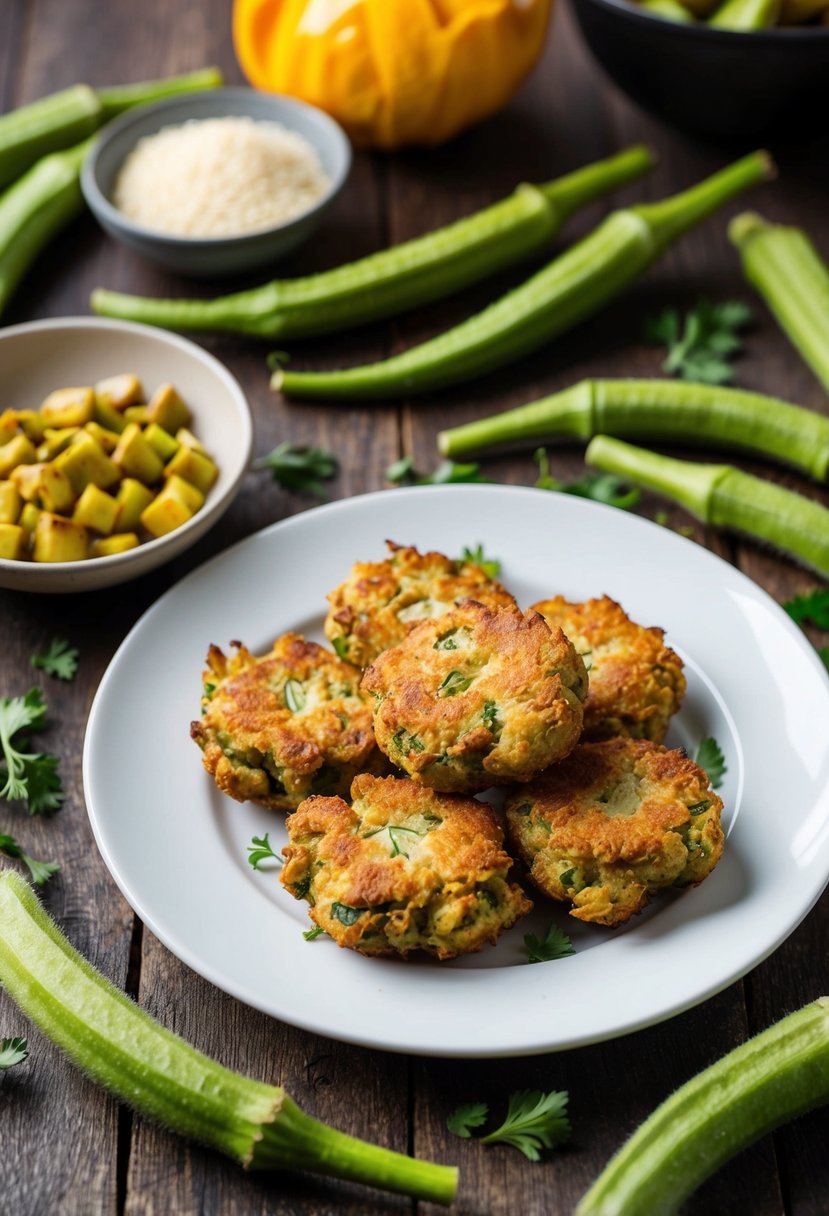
[37,465,76,514]
[0,434,38,478]
[54,433,120,494]
[33,512,88,563]
[0,410,19,446]
[10,463,44,502]
[115,479,155,531]
[91,533,140,557]
[95,374,143,411]
[15,410,46,442]
[143,423,180,463]
[84,421,120,453]
[164,446,217,494]
[18,503,40,537]
[72,484,121,534]
[123,405,149,426]
[40,387,94,428]
[112,424,164,485]
[92,395,128,434]
[37,427,80,460]
[0,523,26,560]
[0,481,21,525]
[164,474,205,513]
[175,427,206,454]
[140,493,193,537]
[146,384,191,434]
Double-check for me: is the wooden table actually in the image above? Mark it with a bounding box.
[2,2,829,1212]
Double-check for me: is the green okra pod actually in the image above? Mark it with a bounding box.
[91,145,655,339]
[730,212,829,395]
[577,997,829,1216]
[709,0,780,28]
[274,151,774,402]
[586,435,829,578]
[437,377,829,482]
[0,870,457,1205]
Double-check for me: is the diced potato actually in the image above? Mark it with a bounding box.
[112,424,164,485]
[19,502,40,537]
[164,446,218,494]
[116,479,155,531]
[0,481,21,525]
[164,474,204,513]
[95,374,143,411]
[72,484,121,534]
[123,405,149,426]
[37,465,76,514]
[38,427,80,460]
[0,434,38,478]
[10,462,44,502]
[175,427,206,454]
[91,533,140,557]
[15,410,46,442]
[92,395,128,434]
[40,387,94,428]
[33,512,88,563]
[143,423,180,463]
[84,421,120,453]
[140,492,193,538]
[0,410,19,447]
[55,433,120,494]
[146,384,191,434]
[0,523,26,560]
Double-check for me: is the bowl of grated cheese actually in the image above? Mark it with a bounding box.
[81,88,351,277]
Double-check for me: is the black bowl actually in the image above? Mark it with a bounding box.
[570,0,829,142]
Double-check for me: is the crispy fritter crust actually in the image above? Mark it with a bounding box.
[505,738,724,927]
[281,773,532,959]
[324,540,517,668]
[531,596,686,743]
[361,600,588,793]
[190,633,385,811]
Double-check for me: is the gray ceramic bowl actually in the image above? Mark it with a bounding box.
[81,88,351,277]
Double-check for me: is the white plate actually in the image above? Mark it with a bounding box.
[83,485,829,1058]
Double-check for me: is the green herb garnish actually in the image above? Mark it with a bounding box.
[385,456,485,487]
[0,1036,28,1069]
[303,926,324,941]
[535,449,640,511]
[0,688,64,815]
[523,923,575,964]
[558,868,577,889]
[695,737,727,789]
[437,670,474,698]
[446,1102,489,1138]
[482,700,499,733]
[0,833,59,886]
[283,679,306,713]
[460,543,501,578]
[331,902,364,926]
[783,588,829,629]
[645,298,753,385]
[30,638,79,681]
[392,729,424,754]
[254,442,338,497]
[450,1090,571,1160]
[246,833,282,871]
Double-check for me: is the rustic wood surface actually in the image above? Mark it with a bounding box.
[2,0,828,1213]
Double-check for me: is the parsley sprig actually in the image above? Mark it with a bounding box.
[0,833,60,886]
[535,449,640,511]
[783,588,829,630]
[246,833,283,871]
[254,443,339,497]
[645,298,753,385]
[0,1036,28,1070]
[695,737,727,790]
[30,638,79,682]
[460,543,501,578]
[523,922,575,964]
[0,689,64,815]
[385,456,486,487]
[447,1089,571,1161]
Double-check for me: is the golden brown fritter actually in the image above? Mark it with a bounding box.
[361,600,588,793]
[505,738,724,927]
[190,633,385,811]
[531,595,686,743]
[281,773,532,959]
[324,540,517,668]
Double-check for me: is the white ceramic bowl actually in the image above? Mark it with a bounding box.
[0,318,252,593]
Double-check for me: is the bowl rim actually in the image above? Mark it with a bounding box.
[0,316,253,582]
[80,87,353,250]
[576,0,829,39]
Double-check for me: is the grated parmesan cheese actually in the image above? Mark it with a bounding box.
[113,116,330,239]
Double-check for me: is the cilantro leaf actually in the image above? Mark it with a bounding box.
[254,443,338,498]
[385,457,486,487]
[31,638,79,681]
[0,689,64,814]
[783,588,829,630]
[0,1036,28,1070]
[695,737,727,789]
[303,926,324,941]
[481,1089,571,1161]
[460,543,501,578]
[0,833,60,886]
[535,449,640,511]
[447,1102,489,1138]
[523,922,575,964]
[246,833,282,871]
[645,298,753,385]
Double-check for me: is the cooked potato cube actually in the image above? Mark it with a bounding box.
[37,465,76,513]
[146,384,191,434]
[15,410,46,442]
[140,492,193,537]
[92,395,128,434]
[33,512,88,562]
[164,446,217,494]
[0,523,26,560]
[84,421,120,453]
[18,502,40,537]
[37,427,80,460]
[0,434,37,478]
[95,374,143,412]
[115,479,155,531]
[164,474,204,513]
[40,387,94,428]
[91,533,140,557]
[175,427,206,454]
[10,462,44,502]
[72,484,121,534]
[143,423,180,463]
[112,424,164,485]
[0,410,19,446]
[54,433,120,494]
[123,405,149,426]
[0,481,21,525]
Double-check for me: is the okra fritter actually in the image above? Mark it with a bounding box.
[531,595,686,743]
[505,738,724,928]
[190,633,385,811]
[361,600,588,793]
[324,540,517,668]
[280,773,532,959]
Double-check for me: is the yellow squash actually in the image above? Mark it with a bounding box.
[233,0,553,149]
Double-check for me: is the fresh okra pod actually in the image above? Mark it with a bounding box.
[730,212,829,395]
[0,870,457,1206]
[437,377,829,482]
[586,435,829,579]
[91,145,655,338]
[274,151,775,402]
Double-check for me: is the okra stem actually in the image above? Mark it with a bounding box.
[0,870,457,1206]
[730,212,829,395]
[586,435,829,578]
[577,998,829,1216]
[275,152,773,401]
[437,377,829,482]
[90,145,655,339]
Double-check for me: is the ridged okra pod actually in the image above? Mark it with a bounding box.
[437,377,829,481]
[586,435,829,578]
[0,870,457,1205]
[90,145,655,339]
[730,212,829,395]
[577,998,829,1216]
[275,151,774,401]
